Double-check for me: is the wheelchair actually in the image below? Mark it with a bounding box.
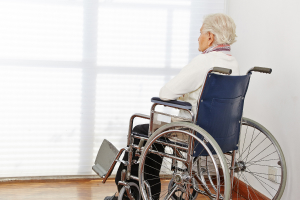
[93,67,287,200]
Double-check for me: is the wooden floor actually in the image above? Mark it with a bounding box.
[0,179,245,200]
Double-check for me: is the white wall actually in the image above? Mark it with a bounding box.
[228,0,300,198]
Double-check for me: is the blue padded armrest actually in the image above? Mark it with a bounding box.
[151,97,192,110]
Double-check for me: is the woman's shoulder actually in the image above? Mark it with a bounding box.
[189,53,209,65]
[206,52,239,74]
[185,52,238,72]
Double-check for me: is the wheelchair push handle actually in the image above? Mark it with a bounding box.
[212,67,232,75]
[248,66,272,74]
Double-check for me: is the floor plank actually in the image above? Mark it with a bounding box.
[0,179,245,200]
[0,179,112,200]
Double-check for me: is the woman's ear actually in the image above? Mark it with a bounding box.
[208,32,214,46]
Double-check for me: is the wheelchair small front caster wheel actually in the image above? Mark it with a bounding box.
[118,182,140,200]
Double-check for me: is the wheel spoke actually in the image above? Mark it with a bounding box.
[240,125,249,161]
[246,151,277,167]
[238,128,258,161]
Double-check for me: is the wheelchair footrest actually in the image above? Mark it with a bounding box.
[92,139,119,177]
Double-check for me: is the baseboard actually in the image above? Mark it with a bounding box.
[0,175,105,182]
[233,177,270,200]
[0,173,175,183]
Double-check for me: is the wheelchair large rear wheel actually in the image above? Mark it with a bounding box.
[227,117,287,200]
[138,122,231,200]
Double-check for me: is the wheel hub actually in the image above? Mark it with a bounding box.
[174,173,182,184]
[234,161,246,172]
[173,172,191,185]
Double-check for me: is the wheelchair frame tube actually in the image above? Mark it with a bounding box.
[127,113,150,146]
[230,150,236,189]
[185,133,194,199]
[126,145,133,180]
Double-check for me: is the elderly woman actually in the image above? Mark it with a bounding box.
[160,13,239,118]
[105,13,238,200]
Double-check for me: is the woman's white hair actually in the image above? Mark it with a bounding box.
[202,13,237,45]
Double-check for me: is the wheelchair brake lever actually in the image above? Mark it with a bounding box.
[116,159,129,166]
[138,139,145,149]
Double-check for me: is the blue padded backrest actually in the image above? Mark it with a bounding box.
[194,73,251,156]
